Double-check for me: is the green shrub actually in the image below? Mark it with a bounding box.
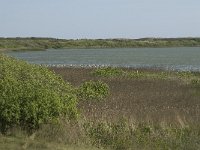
[77,81,109,101]
[92,67,124,77]
[0,54,78,132]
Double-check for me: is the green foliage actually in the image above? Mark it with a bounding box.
[92,67,125,77]
[77,81,110,101]
[0,54,78,132]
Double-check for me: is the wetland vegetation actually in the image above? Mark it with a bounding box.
[1,54,200,149]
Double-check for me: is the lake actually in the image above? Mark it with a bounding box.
[4,47,200,71]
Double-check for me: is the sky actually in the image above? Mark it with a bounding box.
[0,0,200,39]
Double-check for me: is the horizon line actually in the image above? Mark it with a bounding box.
[1,36,200,40]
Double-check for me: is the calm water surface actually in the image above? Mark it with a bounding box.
[4,47,200,71]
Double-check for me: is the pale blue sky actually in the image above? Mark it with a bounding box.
[0,0,199,39]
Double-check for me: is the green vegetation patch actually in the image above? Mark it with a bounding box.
[176,71,195,79]
[77,81,110,101]
[191,79,200,87]
[92,67,125,77]
[0,54,78,132]
[92,67,169,79]
[92,67,200,82]
[84,120,200,150]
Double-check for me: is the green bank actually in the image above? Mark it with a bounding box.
[1,37,200,51]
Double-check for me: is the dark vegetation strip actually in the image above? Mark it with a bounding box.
[1,37,200,51]
[91,67,200,83]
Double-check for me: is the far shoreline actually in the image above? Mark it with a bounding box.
[1,37,200,51]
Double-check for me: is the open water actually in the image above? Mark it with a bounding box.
[4,47,200,71]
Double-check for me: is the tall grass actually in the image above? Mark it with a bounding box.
[2,119,200,150]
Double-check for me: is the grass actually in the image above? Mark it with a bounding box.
[1,120,200,150]
[52,67,200,124]
[1,37,200,51]
[83,120,200,150]
[0,136,101,150]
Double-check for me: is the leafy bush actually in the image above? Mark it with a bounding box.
[92,67,124,77]
[77,81,109,101]
[0,54,78,132]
